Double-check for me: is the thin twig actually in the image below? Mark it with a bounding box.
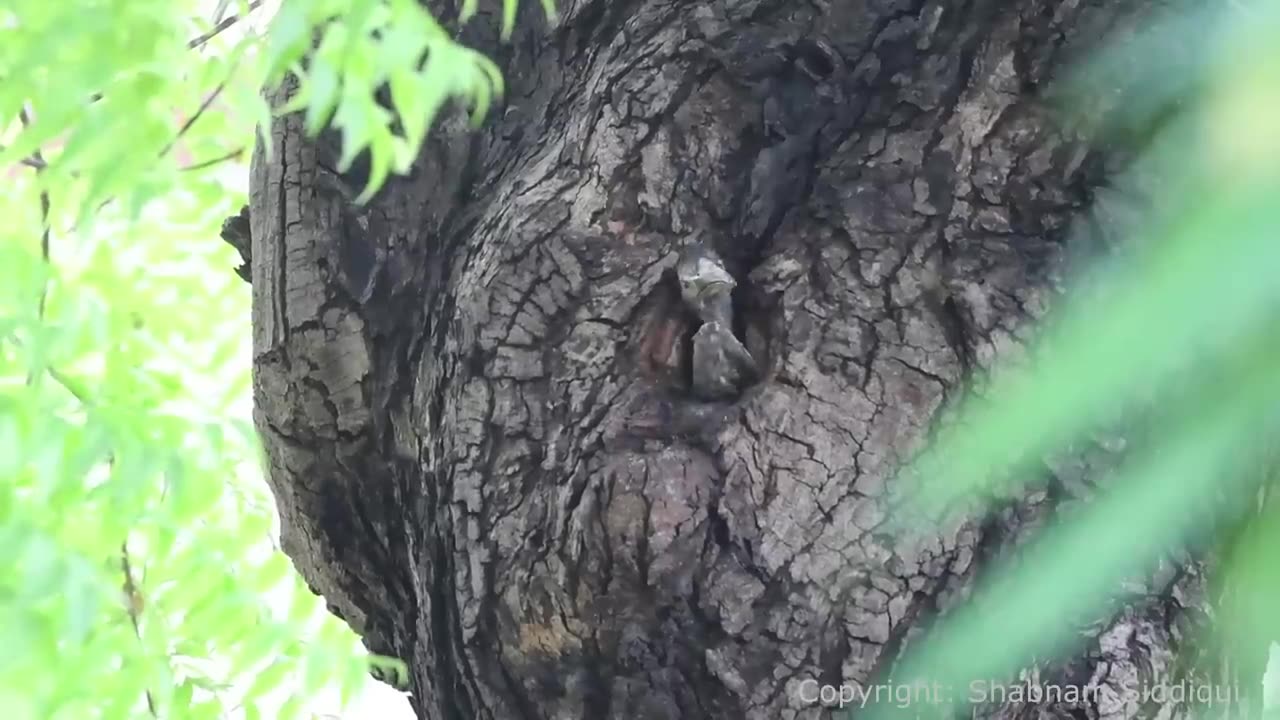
[188,0,265,50]
[162,24,255,164]
[121,542,159,718]
[10,2,262,231]
[47,366,92,405]
[159,80,230,160]
[0,145,51,170]
[19,107,53,387]
[181,146,245,172]
[76,2,263,108]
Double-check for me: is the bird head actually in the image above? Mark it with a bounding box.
[677,246,735,308]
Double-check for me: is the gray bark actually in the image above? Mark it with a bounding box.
[235,1,1238,718]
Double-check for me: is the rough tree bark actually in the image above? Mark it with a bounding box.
[226,1,1240,718]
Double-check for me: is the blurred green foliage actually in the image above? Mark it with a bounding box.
[869,2,1280,717]
[0,0,546,717]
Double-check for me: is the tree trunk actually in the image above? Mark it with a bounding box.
[237,1,1231,718]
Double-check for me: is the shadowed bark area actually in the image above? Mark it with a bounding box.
[239,1,1230,718]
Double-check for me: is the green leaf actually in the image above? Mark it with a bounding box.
[502,0,518,40]
[459,0,479,23]
[302,59,342,136]
[368,654,409,689]
[277,695,305,720]
[245,659,293,703]
[169,681,194,715]
[263,2,312,84]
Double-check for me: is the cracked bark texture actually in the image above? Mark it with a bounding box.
[243,1,1231,718]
